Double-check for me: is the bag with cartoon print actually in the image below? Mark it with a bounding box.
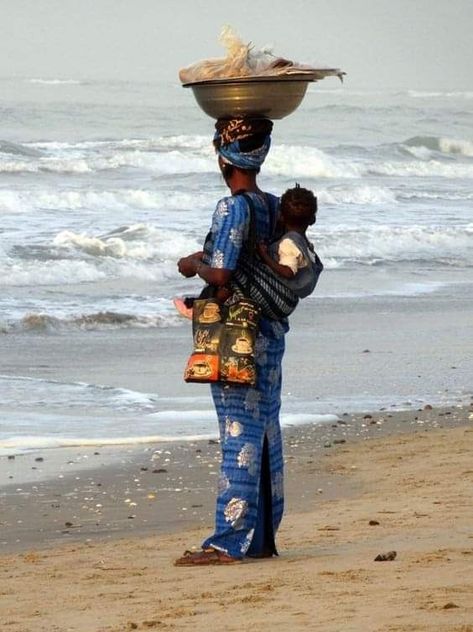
[184,296,260,386]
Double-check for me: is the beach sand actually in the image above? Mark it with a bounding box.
[1,405,473,631]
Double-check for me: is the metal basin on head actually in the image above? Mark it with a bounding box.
[183,75,312,120]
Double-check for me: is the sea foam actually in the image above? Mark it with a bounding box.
[27,78,82,85]
[265,144,360,178]
[0,188,211,214]
[0,413,338,454]
[53,224,200,260]
[2,311,182,333]
[407,90,473,99]
[0,147,216,175]
[403,136,473,158]
[2,134,472,181]
[315,223,473,267]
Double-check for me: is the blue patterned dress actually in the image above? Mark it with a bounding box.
[201,192,289,559]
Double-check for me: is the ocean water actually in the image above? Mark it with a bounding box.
[1,77,472,453]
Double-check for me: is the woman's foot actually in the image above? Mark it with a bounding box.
[174,548,242,566]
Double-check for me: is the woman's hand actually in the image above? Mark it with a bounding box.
[178,251,232,287]
[177,252,203,278]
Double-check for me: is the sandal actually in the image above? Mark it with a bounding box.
[174,548,242,566]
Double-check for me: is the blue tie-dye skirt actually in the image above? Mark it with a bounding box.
[202,318,287,559]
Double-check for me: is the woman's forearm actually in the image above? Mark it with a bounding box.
[196,261,232,286]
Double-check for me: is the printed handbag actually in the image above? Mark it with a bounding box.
[184,296,260,386]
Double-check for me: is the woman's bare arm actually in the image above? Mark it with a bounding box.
[177,254,232,286]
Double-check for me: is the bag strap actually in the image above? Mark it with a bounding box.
[240,192,257,260]
[237,192,256,297]
[237,192,277,296]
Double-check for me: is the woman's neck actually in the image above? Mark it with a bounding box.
[228,170,259,195]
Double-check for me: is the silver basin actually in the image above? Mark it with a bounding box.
[183,74,319,120]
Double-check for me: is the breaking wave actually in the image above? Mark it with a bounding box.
[27,135,209,152]
[52,224,200,260]
[367,160,473,178]
[26,78,82,85]
[0,375,159,410]
[397,190,473,201]
[318,185,396,205]
[316,223,473,267]
[0,413,338,453]
[1,134,473,180]
[403,136,473,157]
[0,135,215,175]
[407,90,473,99]
[0,185,400,215]
[0,256,174,287]
[0,140,42,157]
[1,259,108,286]
[0,151,215,175]
[0,188,211,214]
[265,144,360,178]
[1,310,181,333]
[2,220,472,293]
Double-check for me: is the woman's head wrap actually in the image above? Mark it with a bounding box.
[213,118,273,170]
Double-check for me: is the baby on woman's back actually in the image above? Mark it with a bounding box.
[257,184,323,299]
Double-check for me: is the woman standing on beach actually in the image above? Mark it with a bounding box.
[176,118,287,565]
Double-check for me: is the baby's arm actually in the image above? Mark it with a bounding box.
[257,242,296,279]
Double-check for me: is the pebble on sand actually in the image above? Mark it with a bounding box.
[374,551,397,562]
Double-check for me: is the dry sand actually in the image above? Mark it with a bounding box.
[1,408,473,631]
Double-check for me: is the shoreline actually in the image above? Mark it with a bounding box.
[1,402,471,554]
[2,288,473,437]
[1,404,472,631]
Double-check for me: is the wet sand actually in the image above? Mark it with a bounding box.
[0,404,468,553]
[1,404,473,631]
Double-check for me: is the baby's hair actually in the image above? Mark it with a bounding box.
[280,184,317,226]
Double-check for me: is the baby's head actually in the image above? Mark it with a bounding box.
[280,184,317,230]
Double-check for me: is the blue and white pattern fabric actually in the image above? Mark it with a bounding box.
[216,135,271,170]
[201,193,289,558]
[213,118,273,170]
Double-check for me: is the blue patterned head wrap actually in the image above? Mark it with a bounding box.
[213,118,273,170]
